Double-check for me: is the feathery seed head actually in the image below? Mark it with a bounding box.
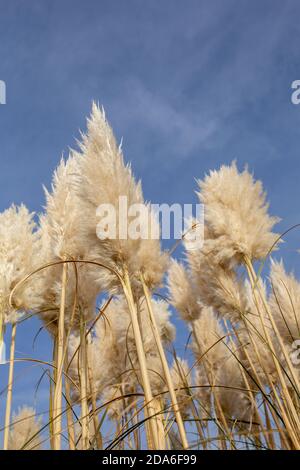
[8,406,42,450]
[167,259,202,322]
[197,161,280,264]
[76,103,168,292]
[0,204,37,324]
[269,259,300,344]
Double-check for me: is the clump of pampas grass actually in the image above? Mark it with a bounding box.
[3,106,300,451]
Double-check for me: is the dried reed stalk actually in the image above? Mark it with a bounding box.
[87,350,103,449]
[140,273,189,449]
[79,315,90,450]
[52,261,68,449]
[3,321,17,450]
[64,360,76,450]
[121,268,160,449]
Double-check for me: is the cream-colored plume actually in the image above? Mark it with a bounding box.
[197,162,280,265]
[0,204,37,325]
[26,156,100,334]
[75,103,168,292]
[8,406,42,450]
[269,259,300,344]
[167,259,201,322]
[186,248,247,325]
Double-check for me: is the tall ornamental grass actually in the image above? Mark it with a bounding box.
[1,104,299,450]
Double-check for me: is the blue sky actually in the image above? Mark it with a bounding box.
[1,0,300,444]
